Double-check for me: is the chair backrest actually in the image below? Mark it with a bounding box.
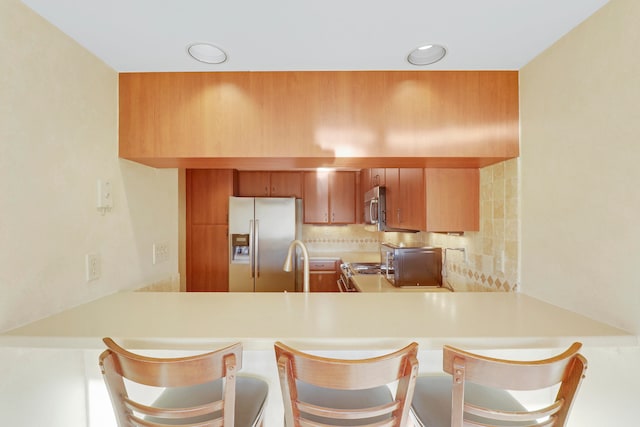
[99,337,243,427]
[443,342,587,427]
[274,341,419,427]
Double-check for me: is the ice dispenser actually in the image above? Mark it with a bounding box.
[231,233,250,263]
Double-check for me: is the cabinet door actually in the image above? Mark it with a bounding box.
[309,259,339,292]
[384,168,400,228]
[425,168,479,232]
[188,169,235,225]
[398,168,425,230]
[270,172,303,198]
[187,169,235,292]
[309,272,339,292]
[237,171,270,197]
[370,168,386,187]
[329,172,356,224]
[188,225,228,292]
[303,172,329,223]
[384,168,425,230]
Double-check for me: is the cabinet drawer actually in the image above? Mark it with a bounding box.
[309,259,338,271]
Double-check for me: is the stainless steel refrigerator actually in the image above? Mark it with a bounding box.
[228,197,300,292]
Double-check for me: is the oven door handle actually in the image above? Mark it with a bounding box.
[337,277,347,292]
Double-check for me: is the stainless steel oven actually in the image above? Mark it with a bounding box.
[337,263,362,292]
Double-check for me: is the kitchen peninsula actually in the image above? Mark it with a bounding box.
[1,291,634,426]
[3,291,633,350]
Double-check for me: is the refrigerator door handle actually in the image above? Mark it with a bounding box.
[249,220,255,278]
[254,219,260,278]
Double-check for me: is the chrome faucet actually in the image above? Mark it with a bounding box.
[283,239,310,293]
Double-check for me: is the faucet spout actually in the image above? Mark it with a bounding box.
[283,239,310,293]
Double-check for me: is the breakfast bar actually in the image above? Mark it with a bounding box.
[1,291,636,426]
[2,291,633,350]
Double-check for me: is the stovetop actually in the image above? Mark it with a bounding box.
[348,262,392,275]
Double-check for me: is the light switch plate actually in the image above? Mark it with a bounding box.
[97,180,113,209]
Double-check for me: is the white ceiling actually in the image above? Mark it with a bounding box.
[21,0,609,72]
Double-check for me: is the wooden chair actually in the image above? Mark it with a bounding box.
[411,342,587,427]
[99,338,268,427]
[274,341,419,427]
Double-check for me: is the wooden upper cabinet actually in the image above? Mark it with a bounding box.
[237,171,303,197]
[237,171,270,197]
[303,171,356,224]
[384,168,425,230]
[425,168,480,232]
[330,172,357,224]
[119,71,519,169]
[269,172,303,197]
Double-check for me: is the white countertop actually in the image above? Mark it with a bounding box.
[351,274,452,292]
[309,250,450,293]
[308,251,381,264]
[1,291,634,351]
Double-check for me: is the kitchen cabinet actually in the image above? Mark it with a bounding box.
[425,168,480,232]
[309,259,340,292]
[361,168,386,189]
[237,171,303,198]
[303,171,356,224]
[186,169,237,291]
[384,168,425,231]
[119,71,519,169]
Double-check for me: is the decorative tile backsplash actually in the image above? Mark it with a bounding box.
[302,225,382,253]
[301,159,520,292]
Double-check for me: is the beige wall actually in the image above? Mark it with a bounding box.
[520,0,640,335]
[520,3,640,425]
[0,0,179,332]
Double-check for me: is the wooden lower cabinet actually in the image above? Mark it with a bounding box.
[188,225,228,292]
[309,259,340,292]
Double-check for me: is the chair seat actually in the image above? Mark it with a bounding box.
[147,376,269,427]
[411,376,528,427]
[296,381,394,426]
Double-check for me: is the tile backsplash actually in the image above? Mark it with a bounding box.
[301,159,520,292]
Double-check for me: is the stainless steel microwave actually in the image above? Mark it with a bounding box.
[364,186,386,231]
[380,243,442,287]
[364,186,419,233]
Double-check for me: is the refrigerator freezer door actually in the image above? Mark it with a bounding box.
[254,198,296,292]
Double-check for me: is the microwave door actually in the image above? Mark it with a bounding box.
[369,197,379,224]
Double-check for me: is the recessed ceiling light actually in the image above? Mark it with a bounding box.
[407,44,446,66]
[187,43,227,64]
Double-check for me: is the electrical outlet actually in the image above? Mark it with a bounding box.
[496,250,505,273]
[85,253,100,282]
[153,243,169,264]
